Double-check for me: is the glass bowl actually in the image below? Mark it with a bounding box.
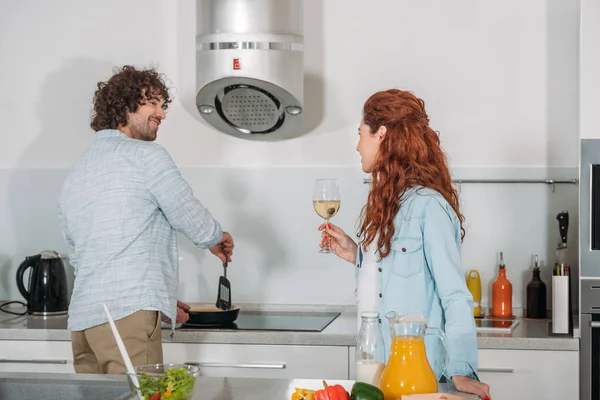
[126,363,200,400]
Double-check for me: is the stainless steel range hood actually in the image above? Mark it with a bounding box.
[195,0,304,140]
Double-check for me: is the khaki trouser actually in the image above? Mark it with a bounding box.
[71,310,163,374]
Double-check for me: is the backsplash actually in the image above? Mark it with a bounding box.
[1,0,582,314]
[0,166,579,313]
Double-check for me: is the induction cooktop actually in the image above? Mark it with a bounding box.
[180,311,340,332]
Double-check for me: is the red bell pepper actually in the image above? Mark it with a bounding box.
[313,380,350,400]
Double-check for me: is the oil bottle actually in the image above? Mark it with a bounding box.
[492,251,513,318]
[466,270,482,318]
[526,254,547,319]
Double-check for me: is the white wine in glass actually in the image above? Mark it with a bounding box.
[313,179,341,253]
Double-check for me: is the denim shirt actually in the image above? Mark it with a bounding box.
[355,186,478,381]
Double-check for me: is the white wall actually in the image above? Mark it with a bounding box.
[0,0,581,313]
[580,0,600,139]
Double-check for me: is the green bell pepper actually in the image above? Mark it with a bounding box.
[350,382,384,400]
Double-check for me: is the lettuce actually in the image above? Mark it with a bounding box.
[135,367,196,400]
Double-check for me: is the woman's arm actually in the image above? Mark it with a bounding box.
[421,197,478,380]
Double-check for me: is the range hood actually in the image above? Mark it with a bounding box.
[195,0,304,140]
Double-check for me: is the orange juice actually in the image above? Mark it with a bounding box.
[380,336,438,399]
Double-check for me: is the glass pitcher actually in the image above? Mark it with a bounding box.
[379,312,449,399]
[355,312,386,387]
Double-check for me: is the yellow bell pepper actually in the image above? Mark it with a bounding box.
[292,388,317,400]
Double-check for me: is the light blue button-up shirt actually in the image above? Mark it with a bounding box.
[57,129,223,331]
[356,186,478,381]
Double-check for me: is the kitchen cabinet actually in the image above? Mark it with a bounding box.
[478,349,578,399]
[162,343,349,380]
[349,346,355,380]
[0,340,74,373]
[0,337,581,394]
[351,345,579,398]
[0,340,350,378]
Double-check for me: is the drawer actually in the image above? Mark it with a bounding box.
[162,343,348,380]
[477,349,578,400]
[0,340,74,373]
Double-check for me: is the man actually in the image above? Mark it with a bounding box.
[57,65,234,374]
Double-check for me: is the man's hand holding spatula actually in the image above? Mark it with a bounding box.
[210,232,234,263]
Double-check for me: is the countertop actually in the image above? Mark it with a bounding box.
[0,372,480,400]
[0,302,579,351]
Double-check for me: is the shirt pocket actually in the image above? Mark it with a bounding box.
[389,237,425,278]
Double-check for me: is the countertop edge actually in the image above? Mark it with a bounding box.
[0,303,581,351]
[0,329,580,351]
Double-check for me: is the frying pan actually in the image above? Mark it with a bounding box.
[183,303,240,326]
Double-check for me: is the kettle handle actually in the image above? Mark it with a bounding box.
[16,254,42,301]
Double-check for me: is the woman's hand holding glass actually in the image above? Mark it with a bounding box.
[317,222,358,264]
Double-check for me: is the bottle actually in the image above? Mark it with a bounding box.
[492,252,513,318]
[355,312,386,388]
[466,270,482,318]
[527,255,547,319]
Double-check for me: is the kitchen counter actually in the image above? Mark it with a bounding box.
[473,315,580,351]
[0,303,579,351]
[0,372,480,400]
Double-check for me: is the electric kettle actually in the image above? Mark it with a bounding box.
[16,250,69,316]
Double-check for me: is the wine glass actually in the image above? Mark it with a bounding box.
[313,179,341,253]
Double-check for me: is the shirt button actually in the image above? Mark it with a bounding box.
[378,267,382,272]
[402,247,407,252]
[379,293,382,298]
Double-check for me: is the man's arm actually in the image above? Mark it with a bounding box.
[57,200,77,268]
[144,144,223,249]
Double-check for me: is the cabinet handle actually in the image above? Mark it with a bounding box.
[185,362,286,369]
[478,367,514,373]
[0,359,67,365]
[590,321,600,328]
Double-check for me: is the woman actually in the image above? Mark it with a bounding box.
[319,89,491,400]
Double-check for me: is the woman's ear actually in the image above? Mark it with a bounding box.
[377,125,387,142]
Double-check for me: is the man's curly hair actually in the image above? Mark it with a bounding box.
[90,65,172,132]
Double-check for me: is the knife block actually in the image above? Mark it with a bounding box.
[550,269,573,335]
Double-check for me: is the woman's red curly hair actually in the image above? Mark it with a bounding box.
[358,89,465,259]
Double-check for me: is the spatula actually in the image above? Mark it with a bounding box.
[216,260,232,310]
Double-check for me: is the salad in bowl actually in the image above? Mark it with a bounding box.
[127,363,200,400]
